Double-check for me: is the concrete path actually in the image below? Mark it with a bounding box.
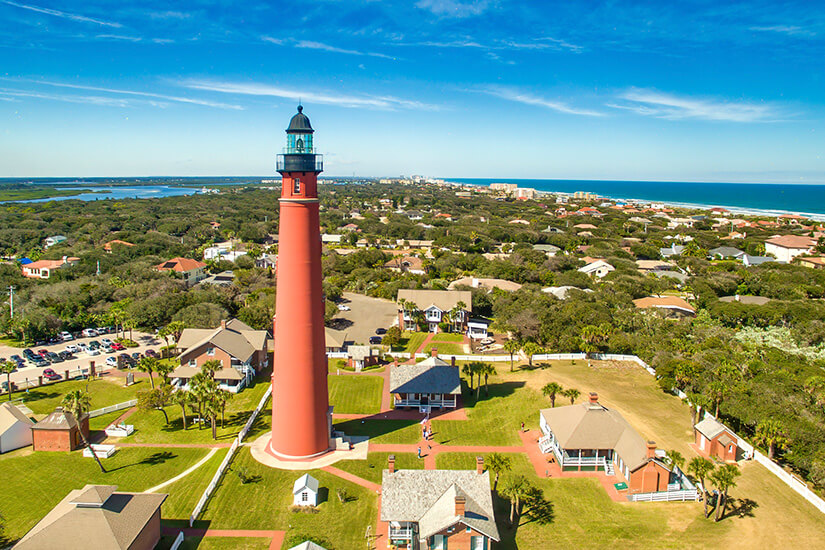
[161,527,285,550]
[144,447,219,493]
[320,465,382,492]
[116,442,234,448]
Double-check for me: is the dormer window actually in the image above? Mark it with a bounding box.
[207,347,215,356]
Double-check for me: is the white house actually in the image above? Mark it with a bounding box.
[43,235,67,248]
[293,473,320,506]
[578,260,615,279]
[397,289,472,333]
[764,235,816,263]
[203,241,247,263]
[0,402,34,453]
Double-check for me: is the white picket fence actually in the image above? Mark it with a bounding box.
[629,489,699,502]
[327,352,348,359]
[89,399,137,418]
[188,385,272,527]
[169,531,185,550]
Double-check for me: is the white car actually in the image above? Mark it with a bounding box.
[101,344,114,354]
[76,342,88,351]
[65,344,79,354]
[86,348,100,356]
[337,304,351,311]
[101,338,113,346]
[105,356,117,367]
[59,331,74,341]
[81,328,98,338]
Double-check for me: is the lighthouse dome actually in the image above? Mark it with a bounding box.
[287,105,313,133]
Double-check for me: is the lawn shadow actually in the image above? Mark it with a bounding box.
[332,418,419,442]
[726,497,758,519]
[462,380,526,406]
[107,451,178,472]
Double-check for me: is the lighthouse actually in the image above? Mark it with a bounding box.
[269,106,331,459]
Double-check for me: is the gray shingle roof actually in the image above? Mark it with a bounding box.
[381,469,499,542]
[31,408,85,431]
[390,360,461,395]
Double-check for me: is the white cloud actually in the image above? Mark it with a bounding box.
[95,34,141,42]
[1,79,244,110]
[178,79,440,111]
[402,37,583,54]
[416,0,491,18]
[261,36,284,45]
[749,25,816,37]
[294,40,396,60]
[147,10,190,20]
[480,86,604,117]
[608,88,785,122]
[1,0,122,28]
[0,88,132,107]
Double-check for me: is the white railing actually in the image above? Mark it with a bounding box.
[389,527,414,539]
[327,351,348,358]
[89,399,138,418]
[561,456,608,468]
[170,531,185,550]
[189,385,271,526]
[629,489,699,502]
[394,398,456,408]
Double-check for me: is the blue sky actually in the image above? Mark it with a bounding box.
[1,0,824,182]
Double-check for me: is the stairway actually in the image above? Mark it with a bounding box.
[332,431,353,451]
[605,461,615,476]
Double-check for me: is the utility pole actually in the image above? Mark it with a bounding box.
[7,286,14,319]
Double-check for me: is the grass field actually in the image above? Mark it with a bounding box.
[328,374,383,414]
[126,379,270,444]
[0,446,208,542]
[336,452,422,484]
[424,342,464,355]
[333,418,421,444]
[430,333,465,343]
[199,448,378,548]
[161,448,229,520]
[22,377,144,416]
[400,332,428,353]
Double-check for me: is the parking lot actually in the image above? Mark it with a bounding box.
[327,292,398,346]
[0,330,163,389]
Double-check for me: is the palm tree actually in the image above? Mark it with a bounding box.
[707,379,729,417]
[686,391,705,426]
[579,324,609,358]
[62,389,105,473]
[217,389,232,427]
[189,372,215,429]
[521,342,543,368]
[687,457,715,518]
[753,419,789,460]
[500,474,531,526]
[201,359,222,380]
[562,388,580,404]
[154,360,175,386]
[172,390,191,430]
[480,363,496,396]
[710,464,741,521]
[136,356,158,389]
[666,450,685,471]
[485,452,512,492]
[542,382,564,408]
[503,339,521,372]
[1,360,16,401]
[461,363,476,390]
[157,325,172,349]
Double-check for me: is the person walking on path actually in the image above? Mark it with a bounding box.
[521,422,525,432]
[417,446,422,459]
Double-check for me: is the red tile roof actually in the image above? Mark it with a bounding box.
[765,235,816,249]
[155,257,206,272]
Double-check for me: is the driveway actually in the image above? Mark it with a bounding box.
[0,331,163,388]
[327,292,398,346]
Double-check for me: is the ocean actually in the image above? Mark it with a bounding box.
[448,178,825,220]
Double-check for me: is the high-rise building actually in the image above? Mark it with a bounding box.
[269,106,331,459]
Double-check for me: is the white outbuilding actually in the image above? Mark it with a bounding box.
[288,542,327,550]
[0,401,34,453]
[292,473,320,506]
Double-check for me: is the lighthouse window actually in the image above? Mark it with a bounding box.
[296,137,304,152]
[293,178,301,194]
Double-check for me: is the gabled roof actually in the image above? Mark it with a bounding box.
[397,289,472,312]
[578,260,614,274]
[708,246,744,258]
[14,484,166,550]
[694,417,729,440]
[765,235,815,249]
[293,474,319,494]
[633,296,695,314]
[325,328,346,349]
[177,320,267,364]
[155,257,206,272]
[0,401,34,433]
[381,469,499,542]
[32,408,84,431]
[390,359,461,395]
[540,398,662,472]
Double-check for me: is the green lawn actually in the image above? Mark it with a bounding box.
[435,452,530,474]
[336,452,422,484]
[21,377,144,416]
[430,333,465,343]
[126,380,270,444]
[401,332,428,353]
[424,342,464,355]
[0,446,208,542]
[328,375,383,414]
[200,447,378,549]
[161,448,229,520]
[333,418,421,444]
[89,409,129,431]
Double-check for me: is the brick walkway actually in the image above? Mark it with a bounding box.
[116,442,234,448]
[161,527,285,550]
[320,465,382,492]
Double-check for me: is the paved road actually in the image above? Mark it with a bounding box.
[0,330,163,388]
[328,292,398,346]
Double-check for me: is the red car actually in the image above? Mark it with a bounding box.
[42,368,61,381]
[111,342,126,351]
[38,349,50,357]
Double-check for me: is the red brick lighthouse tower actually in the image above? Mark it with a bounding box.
[270,106,330,459]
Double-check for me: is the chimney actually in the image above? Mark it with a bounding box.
[220,319,227,329]
[476,456,484,475]
[646,441,656,459]
[388,455,395,474]
[431,347,438,357]
[589,392,599,405]
[454,496,466,517]
[451,356,456,368]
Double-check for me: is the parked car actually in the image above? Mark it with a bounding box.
[81,328,98,337]
[86,348,101,356]
[337,304,351,311]
[88,340,101,350]
[131,352,142,362]
[95,327,109,335]
[33,358,48,368]
[145,349,158,358]
[111,342,126,351]
[58,351,73,360]
[101,344,114,354]
[47,352,63,363]
[369,336,383,344]
[76,342,88,351]
[118,353,135,366]
[101,338,113,346]
[23,348,35,357]
[37,349,50,357]
[59,331,74,341]
[47,337,61,345]
[1,381,18,393]
[65,344,79,353]
[375,328,387,335]
[10,355,23,363]
[42,368,61,381]
[105,356,118,367]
